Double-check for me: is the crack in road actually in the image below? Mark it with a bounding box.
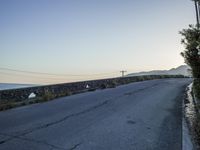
[0,100,108,146]
[0,132,83,150]
[68,143,82,150]
[0,132,67,150]
[21,100,108,135]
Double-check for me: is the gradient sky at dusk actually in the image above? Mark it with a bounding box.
[0,0,196,84]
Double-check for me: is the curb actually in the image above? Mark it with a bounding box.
[183,83,199,150]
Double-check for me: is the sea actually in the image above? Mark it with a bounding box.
[0,83,36,91]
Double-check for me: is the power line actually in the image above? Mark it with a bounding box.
[0,67,119,77]
[0,71,70,80]
[0,71,120,84]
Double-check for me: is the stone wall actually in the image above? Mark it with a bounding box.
[0,75,185,103]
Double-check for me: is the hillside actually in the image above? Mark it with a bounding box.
[127,65,191,77]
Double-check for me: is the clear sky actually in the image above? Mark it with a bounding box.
[0,0,196,84]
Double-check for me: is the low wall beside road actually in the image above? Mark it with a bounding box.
[0,75,186,103]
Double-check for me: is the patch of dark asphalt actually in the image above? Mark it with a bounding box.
[0,140,6,144]
[127,120,136,125]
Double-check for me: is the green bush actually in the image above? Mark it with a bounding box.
[109,81,117,88]
[0,102,15,111]
[88,88,96,91]
[42,90,55,101]
[56,91,71,98]
[100,83,107,89]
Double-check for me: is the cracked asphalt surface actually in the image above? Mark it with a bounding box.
[0,78,191,150]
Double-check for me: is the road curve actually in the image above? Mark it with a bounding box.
[0,78,191,150]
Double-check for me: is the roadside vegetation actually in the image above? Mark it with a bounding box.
[180,0,200,146]
[182,0,200,100]
[180,25,200,100]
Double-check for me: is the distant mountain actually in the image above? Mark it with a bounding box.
[0,83,36,91]
[127,65,191,77]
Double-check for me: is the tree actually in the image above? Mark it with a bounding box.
[180,25,200,78]
[180,25,200,98]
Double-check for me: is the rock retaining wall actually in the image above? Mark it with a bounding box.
[0,75,185,103]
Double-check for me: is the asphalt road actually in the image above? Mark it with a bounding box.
[0,78,191,150]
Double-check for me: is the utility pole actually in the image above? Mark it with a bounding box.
[194,0,200,28]
[198,0,200,27]
[120,70,127,77]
